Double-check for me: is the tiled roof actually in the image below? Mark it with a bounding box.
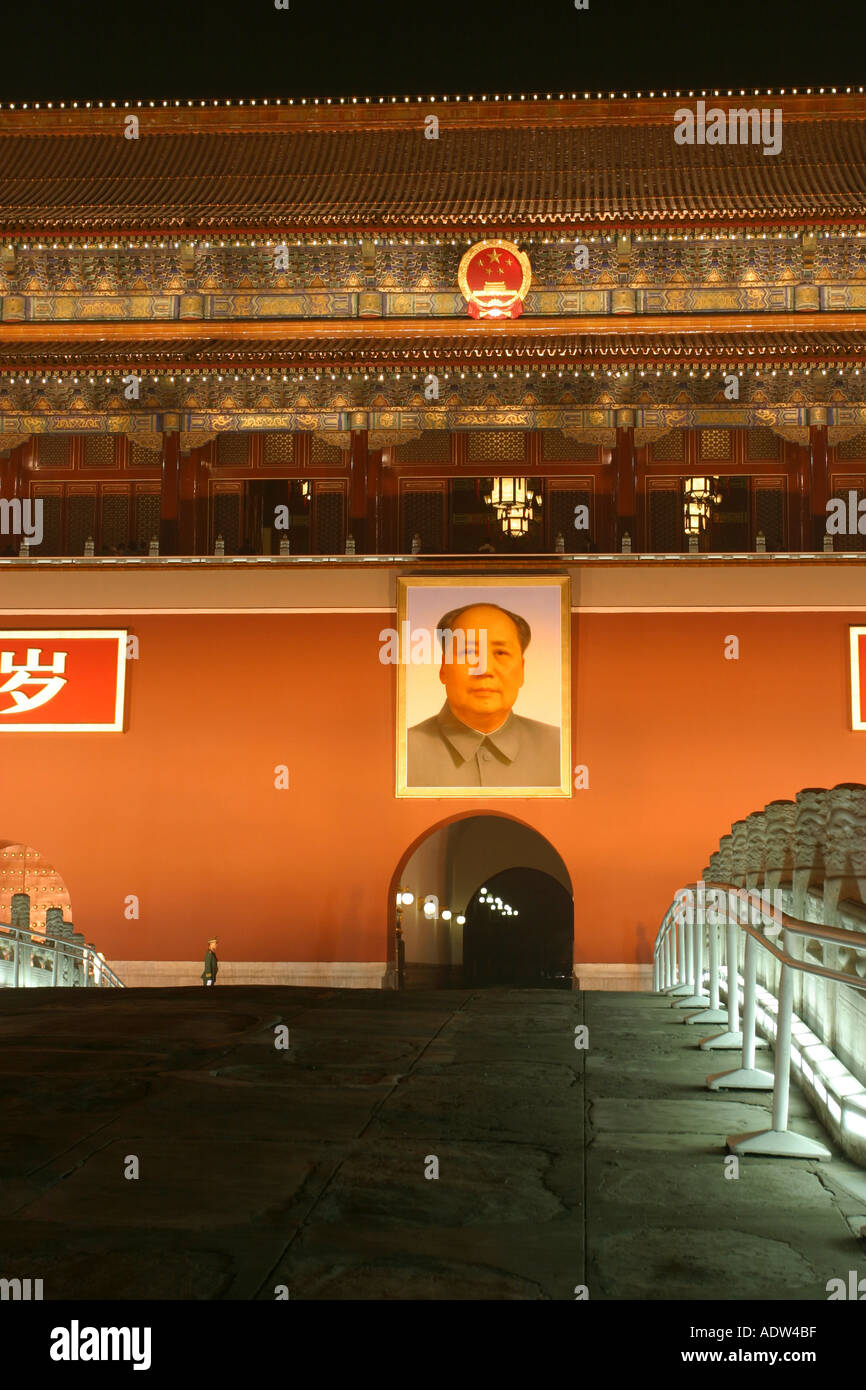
[2,328,863,370]
[1,96,865,235]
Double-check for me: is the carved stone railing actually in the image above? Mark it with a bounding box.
[0,921,123,989]
[675,781,866,1166]
[792,787,829,917]
[763,798,796,890]
[730,819,749,887]
[744,811,767,889]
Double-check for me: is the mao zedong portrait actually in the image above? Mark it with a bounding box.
[406,602,561,788]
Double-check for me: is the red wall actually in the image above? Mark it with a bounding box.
[1,610,864,965]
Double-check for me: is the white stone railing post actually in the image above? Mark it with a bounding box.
[707,923,774,1091]
[684,901,727,1026]
[727,924,832,1159]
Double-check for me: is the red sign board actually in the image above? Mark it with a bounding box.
[850,628,866,731]
[0,630,127,732]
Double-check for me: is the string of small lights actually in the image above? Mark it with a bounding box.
[0,367,857,383]
[2,86,863,109]
[3,230,865,251]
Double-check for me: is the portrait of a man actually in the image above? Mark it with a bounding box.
[396,578,570,798]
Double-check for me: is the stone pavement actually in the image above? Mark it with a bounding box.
[0,985,864,1300]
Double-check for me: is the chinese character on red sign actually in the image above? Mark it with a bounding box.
[0,630,127,732]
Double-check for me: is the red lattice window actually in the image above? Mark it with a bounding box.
[466,430,527,463]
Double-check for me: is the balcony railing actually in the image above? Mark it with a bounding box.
[654,882,866,1165]
[0,922,124,989]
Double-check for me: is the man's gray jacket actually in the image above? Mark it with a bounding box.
[407,701,561,788]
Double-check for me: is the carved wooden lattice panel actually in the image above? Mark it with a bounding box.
[31,489,62,553]
[400,484,446,552]
[213,489,241,552]
[700,429,733,462]
[129,440,160,470]
[542,432,600,462]
[310,434,343,464]
[101,490,130,546]
[215,434,249,468]
[650,432,684,462]
[466,430,526,463]
[753,481,786,550]
[548,482,594,547]
[36,436,70,468]
[838,433,866,461]
[648,486,682,551]
[67,492,97,555]
[134,492,160,544]
[262,433,295,465]
[82,436,115,469]
[313,484,347,554]
[395,432,451,463]
[747,428,781,461]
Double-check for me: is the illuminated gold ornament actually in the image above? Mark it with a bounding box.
[458,239,532,319]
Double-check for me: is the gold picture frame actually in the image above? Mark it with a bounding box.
[395,575,571,798]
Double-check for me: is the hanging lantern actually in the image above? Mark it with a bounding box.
[484,478,542,537]
[484,477,535,511]
[682,476,722,535]
[500,503,538,537]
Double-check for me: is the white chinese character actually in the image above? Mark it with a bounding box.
[0,648,68,714]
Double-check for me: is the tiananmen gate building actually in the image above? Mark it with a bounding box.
[1,87,866,991]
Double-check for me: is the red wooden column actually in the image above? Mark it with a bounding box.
[348,426,369,553]
[192,451,210,556]
[177,449,197,555]
[159,429,181,555]
[366,446,383,554]
[613,412,636,552]
[808,410,829,550]
[380,447,399,553]
[795,441,811,550]
[0,448,23,501]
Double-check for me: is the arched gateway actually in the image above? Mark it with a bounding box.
[389,813,573,988]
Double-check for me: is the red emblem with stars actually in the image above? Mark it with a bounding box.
[458,239,532,319]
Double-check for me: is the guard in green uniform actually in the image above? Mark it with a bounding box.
[202,938,219,987]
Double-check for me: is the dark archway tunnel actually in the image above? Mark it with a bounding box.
[464,867,574,988]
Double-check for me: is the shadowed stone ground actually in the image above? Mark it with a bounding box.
[0,986,864,1299]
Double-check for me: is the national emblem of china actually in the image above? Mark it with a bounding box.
[458,239,532,319]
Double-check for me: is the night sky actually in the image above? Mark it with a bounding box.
[6,0,861,101]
